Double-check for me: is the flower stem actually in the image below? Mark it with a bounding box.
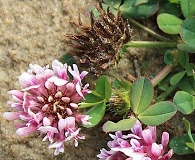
[124,41,177,48]
[128,19,172,41]
[151,65,173,87]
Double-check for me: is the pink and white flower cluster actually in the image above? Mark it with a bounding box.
[3,59,91,155]
[97,120,173,160]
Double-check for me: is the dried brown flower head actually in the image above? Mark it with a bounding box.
[65,0,131,75]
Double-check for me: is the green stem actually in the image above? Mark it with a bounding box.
[129,19,172,41]
[156,85,177,101]
[124,41,177,48]
[151,65,173,87]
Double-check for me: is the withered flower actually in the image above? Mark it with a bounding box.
[66,0,131,75]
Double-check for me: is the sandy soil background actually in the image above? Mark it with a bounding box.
[0,0,110,159]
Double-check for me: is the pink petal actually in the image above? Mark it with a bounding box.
[117,138,131,148]
[142,129,153,145]
[76,82,83,97]
[52,59,64,70]
[80,70,88,80]
[131,120,143,137]
[130,139,142,151]
[61,97,70,103]
[52,60,69,81]
[54,145,65,155]
[151,143,163,157]
[82,83,90,96]
[109,131,123,140]
[70,93,83,103]
[48,76,67,86]
[38,126,59,134]
[45,80,54,90]
[3,112,21,120]
[58,117,75,132]
[112,147,146,159]
[35,84,48,97]
[43,117,52,126]
[55,91,62,98]
[148,126,157,142]
[75,114,91,125]
[49,141,64,149]
[8,90,24,100]
[68,64,80,82]
[14,123,26,129]
[66,108,73,116]
[42,104,49,111]
[29,63,45,74]
[70,103,78,109]
[27,108,42,124]
[162,149,174,159]
[66,83,75,96]
[161,132,169,148]
[16,126,37,136]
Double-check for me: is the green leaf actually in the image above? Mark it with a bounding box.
[60,54,76,66]
[164,51,175,65]
[112,78,132,91]
[138,101,177,125]
[79,91,104,108]
[102,118,137,133]
[183,118,195,143]
[79,101,104,108]
[103,0,122,8]
[169,0,180,3]
[157,13,183,34]
[178,51,189,68]
[181,0,195,18]
[173,91,195,114]
[180,17,195,47]
[178,75,195,95]
[120,0,160,19]
[158,1,181,17]
[170,70,186,85]
[170,134,195,155]
[186,63,195,76]
[177,43,195,53]
[134,0,149,6]
[96,76,112,101]
[130,77,153,114]
[186,142,195,151]
[83,102,106,128]
[84,91,103,102]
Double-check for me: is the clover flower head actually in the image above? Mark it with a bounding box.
[97,120,173,160]
[66,0,131,75]
[3,59,91,155]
